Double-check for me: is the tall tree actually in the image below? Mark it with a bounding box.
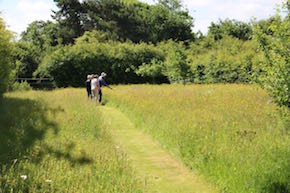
[52,0,194,43]
[21,21,59,51]
[52,0,85,44]
[14,21,60,78]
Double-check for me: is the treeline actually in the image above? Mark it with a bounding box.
[0,0,289,107]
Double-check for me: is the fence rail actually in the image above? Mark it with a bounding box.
[15,78,52,81]
[16,78,54,89]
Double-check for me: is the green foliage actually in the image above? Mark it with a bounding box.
[75,30,118,44]
[157,0,182,11]
[142,3,194,43]
[255,17,278,36]
[11,21,61,81]
[21,21,59,51]
[254,3,290,107]
[137,41,192,83]
[0,16,13,96]
[156,41,192,83]
[52,0,84,44]
[37,33,268,87]
[163,43,191,83]
[53,0,194,44]
[11,81,32,91]
[36,36,164,86]
[208,19,253,41]
[188,36,265,83]
[13,42,42,78]
[136,59,165,83]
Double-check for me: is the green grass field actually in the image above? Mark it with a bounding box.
[105,84,290,193]
[0,85,289,193]
[0,89,143,193]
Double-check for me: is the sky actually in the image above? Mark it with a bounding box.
[0,0,285,37]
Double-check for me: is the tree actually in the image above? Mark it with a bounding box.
[137,41,192,83]
[52,0,85,44]
[52,0,194,43]
[0,16,13,95]
[14,21,60,78]
[254,1,290,107]
[156,0,182,11]
[21,21,59,51]
[208,19,253,41]
[255,17,278,36]
[145,4,194,43]
[13,42,41,78]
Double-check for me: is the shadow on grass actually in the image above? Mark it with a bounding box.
[0,97,92,167]
[0,97,59,166]
[262,160,290,193]
[40,143,93,166]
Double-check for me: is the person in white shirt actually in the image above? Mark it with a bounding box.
[91,74,100,105]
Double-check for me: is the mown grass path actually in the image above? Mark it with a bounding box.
[100,106,216,193]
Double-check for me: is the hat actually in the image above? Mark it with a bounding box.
[101,72,107,77]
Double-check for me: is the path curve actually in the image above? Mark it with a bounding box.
[100,106,216,193]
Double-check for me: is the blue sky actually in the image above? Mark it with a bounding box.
[0,0,284,36]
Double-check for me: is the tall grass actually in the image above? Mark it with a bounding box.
[0,89,144,193]
[105,84,290,193]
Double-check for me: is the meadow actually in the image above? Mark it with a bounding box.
[0,89,143,193]
[105,84,290,193]
[0,85,289,193]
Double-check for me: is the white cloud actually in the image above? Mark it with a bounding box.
[184,0,213,8]
[187,0,284,33]
[140,0,155,4]
[16,0,55,24]
[2,0,285,36]
[2,0,56,36]
[141,0,283,33]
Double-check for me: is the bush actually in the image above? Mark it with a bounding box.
[137,41,192,84]
[36,39,165,87]
[254,3,290,108]
[188,37,265,83]
[11,81,32,91]
[0,16,13,96]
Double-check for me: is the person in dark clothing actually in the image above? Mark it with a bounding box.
[98,72,112,103]
[85,75,92,98]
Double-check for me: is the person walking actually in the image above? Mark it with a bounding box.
[85,75,92,99]
[91,74,100,105]
[98,72,112,104]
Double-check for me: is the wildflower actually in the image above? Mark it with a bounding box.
[20,175,27,180]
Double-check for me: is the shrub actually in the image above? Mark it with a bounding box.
[254,3,290,107]
[137,41,192,84]
[36,40,164,87]
[188,37,265,83]
[11,81,32,91]
[0,16,13,96]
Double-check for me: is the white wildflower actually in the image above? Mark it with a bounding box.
[20,175,27,180]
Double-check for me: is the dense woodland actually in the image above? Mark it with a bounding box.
[0,0,289,108]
